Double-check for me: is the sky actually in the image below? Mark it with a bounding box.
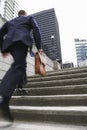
[17,0,87,66]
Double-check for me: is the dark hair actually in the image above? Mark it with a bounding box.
[18,10,27,16]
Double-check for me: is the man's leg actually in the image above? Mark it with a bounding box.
[16,70,27,95]
[0,42,28,121]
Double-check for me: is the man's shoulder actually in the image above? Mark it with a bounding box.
[27,15,34,19]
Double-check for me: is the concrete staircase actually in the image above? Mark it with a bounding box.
[10,67,87,125]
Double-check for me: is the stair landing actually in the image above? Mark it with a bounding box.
[0,120,87,130]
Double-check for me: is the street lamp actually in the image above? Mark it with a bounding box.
[51,35,55,39]
[51,35,55,60]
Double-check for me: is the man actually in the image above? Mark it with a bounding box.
[0,10,42,122]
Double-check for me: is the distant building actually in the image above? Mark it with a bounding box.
[75,38,87,66]
[62,62,74,69]
[79,59,87,67]
[0,0,19,21]
[32,8,62,63]
[0,15,6,27]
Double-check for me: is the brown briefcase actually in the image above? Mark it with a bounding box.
[35,52,46,76]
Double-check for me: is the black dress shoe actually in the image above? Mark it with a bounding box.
[16,88,27,95]
[21,89,27,95]
[0,97,14,122]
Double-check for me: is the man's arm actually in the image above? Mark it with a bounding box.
[30,16,42,50]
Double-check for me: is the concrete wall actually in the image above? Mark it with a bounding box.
[0,49,55,79]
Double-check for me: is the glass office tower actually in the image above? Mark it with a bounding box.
[75,38,87,66]
[32,8,62,62]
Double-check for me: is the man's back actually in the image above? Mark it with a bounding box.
[7,16,33,45]
[0,15,42,52]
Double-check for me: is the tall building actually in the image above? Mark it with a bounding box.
[62,62,74,69]
[0,14,6,27]
[0,0,19,21]
[75,38,87,66]
[32,8,62,62]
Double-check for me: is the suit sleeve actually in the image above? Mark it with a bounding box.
[0,22,8,51]
[30,16,42,50]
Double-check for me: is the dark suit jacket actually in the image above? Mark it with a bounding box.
[0,15,42,52]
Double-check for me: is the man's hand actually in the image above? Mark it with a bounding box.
[38,49,43,55]
[1,53,9,58]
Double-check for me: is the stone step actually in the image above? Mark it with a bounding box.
[10,106,87,125]
[27,72,87,82]
[10,94,87,106]
[14,84,87,96]
[29,67,87,79]
[26,77,87,88]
